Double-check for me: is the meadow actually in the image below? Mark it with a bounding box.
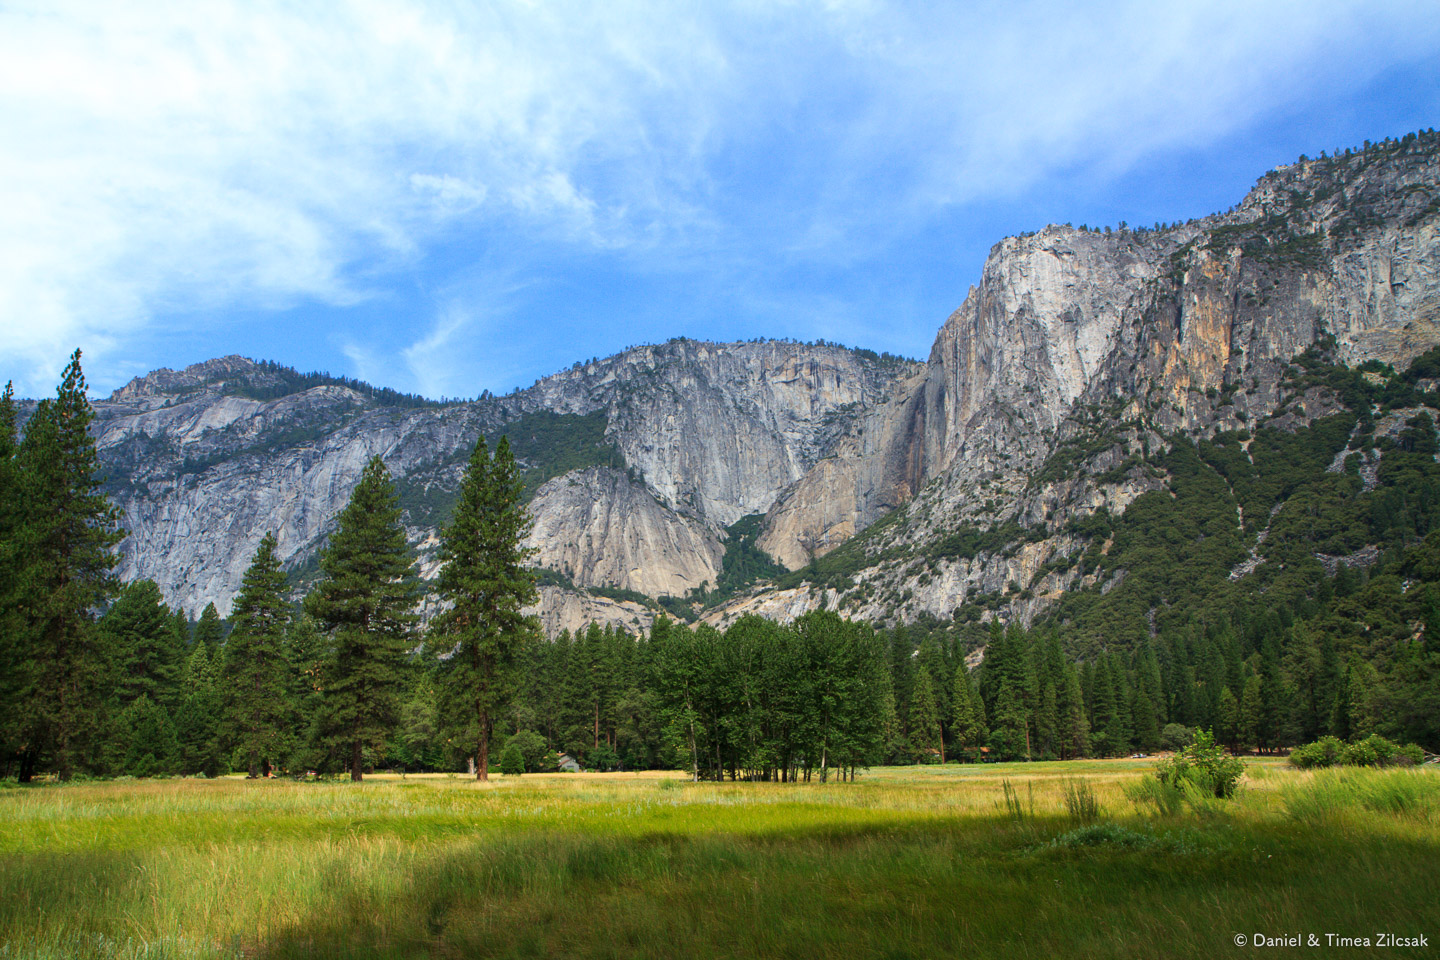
[1,760,1437,959]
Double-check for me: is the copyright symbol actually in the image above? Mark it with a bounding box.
[1234,934,1247,946]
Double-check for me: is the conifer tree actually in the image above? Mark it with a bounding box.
[0,383,22,761]
[194,602,225,654]
[306,456,417,781]
[431,436,538,780]
[175,640,226,776]
[101,580,184,712]
[1059,665,1089,759]
[12,352,123,780]
[908,666,943,762]
[950,662,988,757]
[223,533,293,777]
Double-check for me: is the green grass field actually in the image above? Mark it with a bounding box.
[2,760,1437,958]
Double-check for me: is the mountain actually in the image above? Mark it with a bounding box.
[84,131,1440,638]
[90,340,916,631]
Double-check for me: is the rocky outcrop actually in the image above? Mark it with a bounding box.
[524,467,722,597]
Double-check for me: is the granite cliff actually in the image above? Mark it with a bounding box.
[79,132,1440,634]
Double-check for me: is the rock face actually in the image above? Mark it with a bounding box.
[76,133,1440,634]
[524,467,723,598]
[729,135,1440,626]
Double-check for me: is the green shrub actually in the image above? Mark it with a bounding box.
[1151,730,1245,799]
[1292,734,1424,768]
[1288,735,1345,769]
[499,743,525,776]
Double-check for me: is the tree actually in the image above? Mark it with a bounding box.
[193,602,225,654]
[430,436,539,781]
[950,662,988,758]
[499,740,525,775]
[101,580,184,712]
[908,666,943,763]
[306,456,418,781]
[222,533,294,777]
[11,351,123,780]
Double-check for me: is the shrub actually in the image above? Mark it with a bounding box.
[1151,730,1245,799]
[1160,723,1194,751]
[499,743,525,776]
[1288,735,1345,769]
[1289,734,1424,768]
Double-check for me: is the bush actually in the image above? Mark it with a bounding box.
[1288,734,1423,769]
[499,743,525,776]
[1160,723,1194,751]
[1151,730,1245,799]
[1288,735,1345,769]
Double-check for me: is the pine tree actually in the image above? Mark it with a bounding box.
[950,662,988,758]
[0,383,23,762]
[175,640,226,777]
[908,666,943,763]
[222,533,294,777]
[101,580,184,712]
[11,352,123,780]
[1059,665,1089,759]
[306,456,417,781]
[431,436,539,781]
[1238,674,1263,754]
[193,602,224,654]
[988,677,1029,761]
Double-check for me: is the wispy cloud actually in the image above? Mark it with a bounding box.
[1,0,1435,395]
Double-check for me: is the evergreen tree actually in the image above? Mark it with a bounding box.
[950,662,988,757]
[101,580,184,712]
[988,678,1029,760]
[121,695,179,777]
[0,383,23,763]
[908,666,943,763]
[306,456,417,781]
[430,436,539,781]
[193,602,225,654]
[175,640,226,777]
[222,533,294,777]
[1238,674,1263,754]
[1059,665,1089,759]
[1215,685,1240,753]
[11,351,123,780]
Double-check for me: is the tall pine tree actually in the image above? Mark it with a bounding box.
[222,533,294,777]
[306,456,418,781]
[12,352,123,780]
[431,436,538,780]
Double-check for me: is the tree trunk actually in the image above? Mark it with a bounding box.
[476,710,491,781]
[351,740,363,782]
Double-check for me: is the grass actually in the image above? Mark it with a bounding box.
[1,759,1437,958]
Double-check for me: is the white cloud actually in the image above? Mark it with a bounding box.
[1,0,1436,394]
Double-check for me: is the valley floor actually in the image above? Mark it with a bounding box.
[1,760,1437,958]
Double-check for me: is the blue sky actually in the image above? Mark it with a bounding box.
[4,1,1439,400]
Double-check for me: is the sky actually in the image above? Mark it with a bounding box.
[3,1,1440,401]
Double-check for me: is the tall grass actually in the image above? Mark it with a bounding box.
[0,761,1435,959]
